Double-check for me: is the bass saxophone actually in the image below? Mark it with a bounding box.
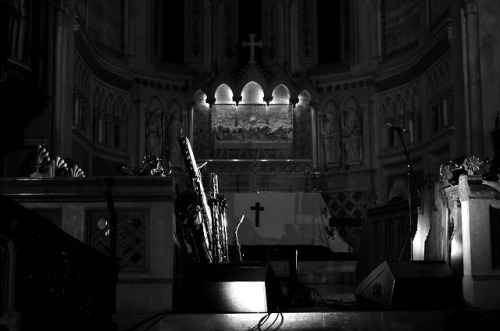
[177,132,214,263]
[209,173,230,263]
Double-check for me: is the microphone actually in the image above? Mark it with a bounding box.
[386,123,408,133]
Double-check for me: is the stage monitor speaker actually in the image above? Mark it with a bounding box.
[181,262,283,313]
[354,260,462,310]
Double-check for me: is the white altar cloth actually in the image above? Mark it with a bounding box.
[225,192,350,252]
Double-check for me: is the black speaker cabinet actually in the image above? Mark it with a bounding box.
[354,260,462,310]
[181,262,283,313]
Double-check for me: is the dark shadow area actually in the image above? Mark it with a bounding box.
[0,194,120,331]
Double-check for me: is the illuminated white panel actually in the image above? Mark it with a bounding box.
[241,81,265,104]
[271,84,290,104]
[215,84,234,104]
[217,281,268,312]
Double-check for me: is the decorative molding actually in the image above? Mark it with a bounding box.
[322,190,370,218]
[87,208,149,272]
[26,144,86,178]
[375,36,450,92]
[74,32,133,90]
[202,159,312,175]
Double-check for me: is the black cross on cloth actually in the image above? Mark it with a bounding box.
[250,202,265,227]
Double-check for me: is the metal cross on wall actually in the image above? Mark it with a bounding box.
[250,202,265,227]
[241,33,263,64]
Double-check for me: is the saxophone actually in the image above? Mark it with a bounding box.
[209,173,230,263]
[177,132,213,263]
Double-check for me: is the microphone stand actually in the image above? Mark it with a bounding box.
[395,129,421,261]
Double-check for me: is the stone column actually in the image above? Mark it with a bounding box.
[459,174,500,308]
[310,102,318,169]
[51,0,73,157]
[464,0,484,156]
[444,185,463,276]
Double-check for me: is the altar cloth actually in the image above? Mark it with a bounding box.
[224,192,350,252]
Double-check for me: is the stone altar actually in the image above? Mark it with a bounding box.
[0,176,176,328]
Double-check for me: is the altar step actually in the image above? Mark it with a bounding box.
[118,308,500,331]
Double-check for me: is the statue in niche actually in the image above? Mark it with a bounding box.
[146,108,163,158]
[322,111,341,166]
[167,111,182,167]
[343,107,362,166]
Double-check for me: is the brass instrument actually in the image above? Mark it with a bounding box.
[177,132,245,264]
[234,215,245,262]
[209,173,230,263]
[177,132,213,263]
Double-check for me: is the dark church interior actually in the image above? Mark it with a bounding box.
[2,0,500,330]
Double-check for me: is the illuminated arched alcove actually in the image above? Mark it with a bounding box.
[240,81,265,104]
[213,84,237,135]
[271,84,290,104]
[297,90,311,108]
[194,90,210,109]
[214,84,234,105]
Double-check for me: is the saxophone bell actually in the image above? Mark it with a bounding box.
[174,190,213,263]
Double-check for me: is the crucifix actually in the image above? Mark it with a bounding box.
[250,202,265,227]
[241,32,263,64]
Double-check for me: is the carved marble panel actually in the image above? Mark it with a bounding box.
[86,208,149,272]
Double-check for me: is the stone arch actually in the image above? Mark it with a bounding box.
[341,95,360,112]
